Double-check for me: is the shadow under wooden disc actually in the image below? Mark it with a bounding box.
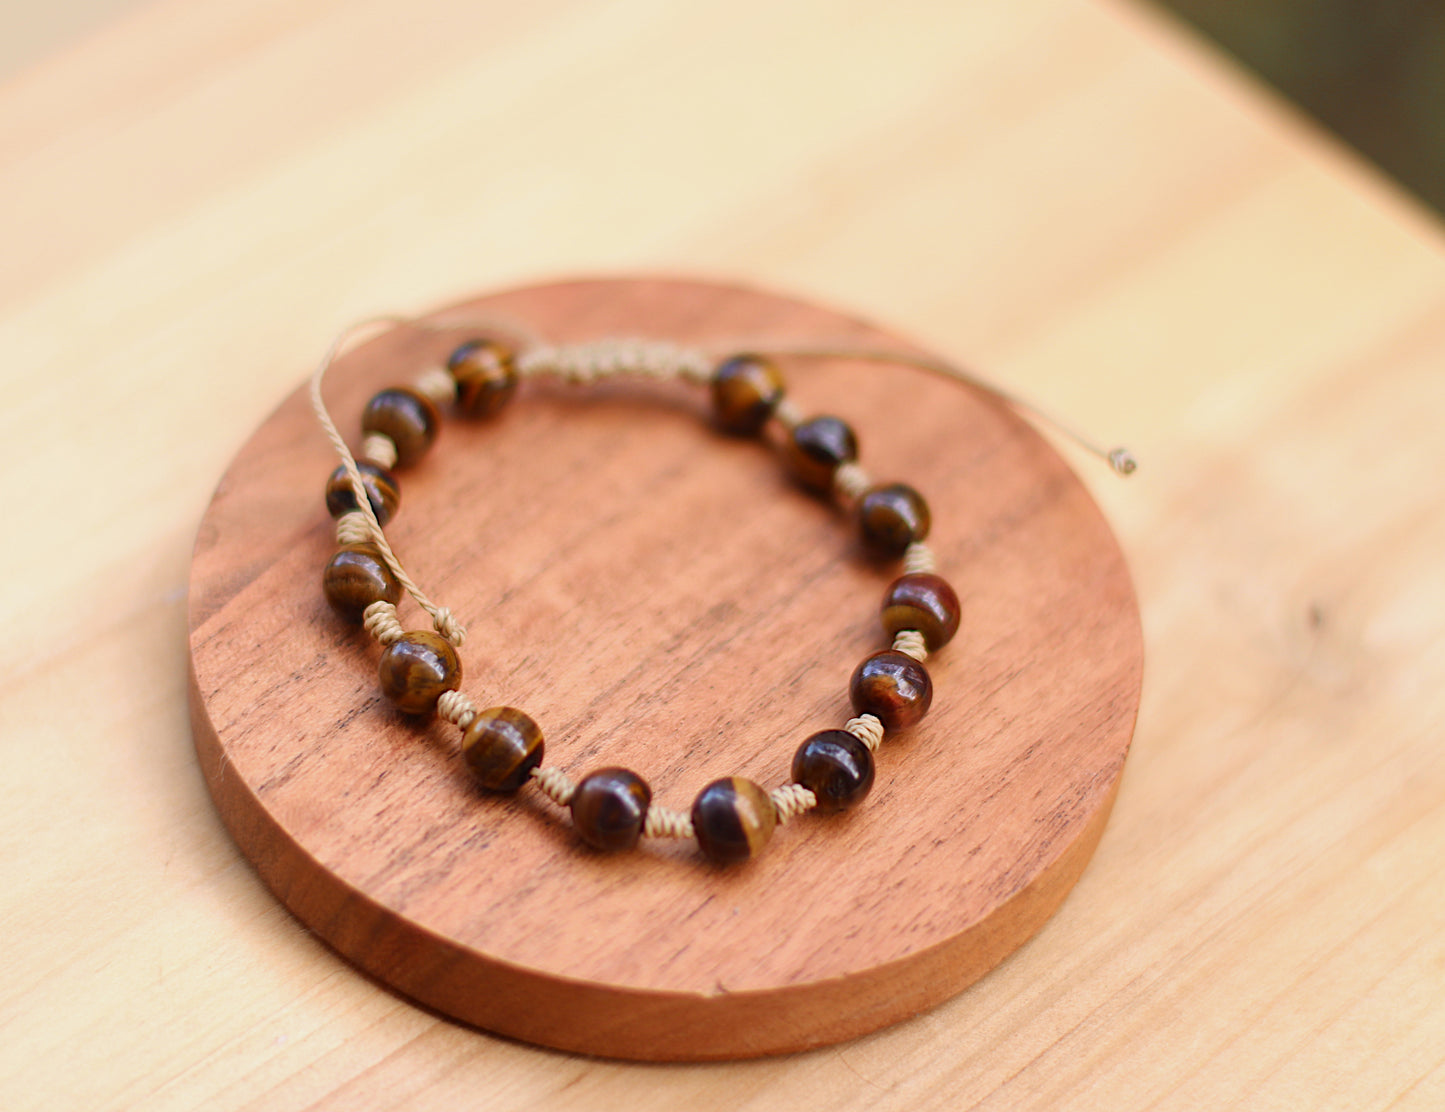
[188,276,1142,1061]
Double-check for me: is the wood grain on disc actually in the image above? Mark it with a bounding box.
[188,277,1143,1060]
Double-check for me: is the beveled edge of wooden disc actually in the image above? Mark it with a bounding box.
[187,275,1143,1060]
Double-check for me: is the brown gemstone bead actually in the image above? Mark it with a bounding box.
[570,767,651,851]
[850,650,932,731]
[710,354,785,435]
[882,573,961,650]
[377,630,461,715]
[448,339,518,419]
[692,777,777,865]
[362,387,439,468]
[322,543,402,622]
[859,482,931,558]
[462,707,545,793]
[785,415,858,492]
[791,730,875,813]
[325,461,400,526]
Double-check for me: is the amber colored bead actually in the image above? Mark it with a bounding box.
[325,461,400,526]
[448,339,519,419]
[322,543,402,622]
[785,415,858,492]
[462,707,545,793]
[570,767,651,851]
[377,630,461,715]
[859,483,931,558]
[691,777,777,865]
[710,354,785,435]
[881,572,961,650]
[850,650,932,731]
[362,387,439,468]
[791,730,875,813]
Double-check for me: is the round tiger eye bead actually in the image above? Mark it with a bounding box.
[710,354,785,435]
[850,650,933,731]
[377,630,461,715]
[859,483,931,558]
[362,387,439,468]
[462,707,545,793]
[447,339,518,419]
[691,777,777,866]
[325,461,399,526]
[785,415,858,492]
[882,573,961,650]
[791,730,875,813]
[322,543,401,622]
[570,767,651,851]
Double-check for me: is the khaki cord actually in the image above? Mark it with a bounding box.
[360,431,398,471]
[643,805,695,840]
[832,460,871,503]
[846,714,886,751]
[335,510,373,546]
[771,783,818,822]
[316,314,1133,852]
[891,629,929,661]
[723,341,1138,476]
[362,600,406,645]
[531,766,577,808]
[436,690,478,731]
[412,366,456,407]
[903,541,937,576]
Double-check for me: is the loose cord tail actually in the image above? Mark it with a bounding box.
[310,313,545,645]
[723,341,1137,476]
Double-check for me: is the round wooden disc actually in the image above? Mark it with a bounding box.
[188,277,1142,1061]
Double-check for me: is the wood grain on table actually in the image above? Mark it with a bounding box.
[2,0,1443,1108]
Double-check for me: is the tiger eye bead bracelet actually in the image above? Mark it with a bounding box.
[316,329,963,867]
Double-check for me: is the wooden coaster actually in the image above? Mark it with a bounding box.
[188,277,1142,1061]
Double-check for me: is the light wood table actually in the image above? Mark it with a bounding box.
[3,0,1443,1107]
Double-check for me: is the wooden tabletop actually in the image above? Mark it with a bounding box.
[3,0,1443,1107]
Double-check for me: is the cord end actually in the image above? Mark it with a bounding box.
[1108,447,1138,476]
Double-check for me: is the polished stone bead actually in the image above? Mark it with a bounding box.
[570,767,651,851]
[691,777,777,865]
[881,572,961,650]
[447,339,518,419]
[462,707,545,793]
[859,482,931,558]
[710,354,785,435]
[377,630,461,715]
[362,387,439,468]
[785,415,858,492]
[325,461,400,526]
[791,730,876,812]
[322,543,401,622]
[849,650,932,730]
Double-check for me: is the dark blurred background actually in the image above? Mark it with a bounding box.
[1157,0,1445,216]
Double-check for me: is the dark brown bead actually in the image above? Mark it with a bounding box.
[362,387,439,468]
[785,415,858,492]
[710,354,785,435]
[791,730,875,813]
[882,573,961,650]
[462,707,545,792]
[322,543,402,622]
[377,630,461,715]
[692,777,777,865]
[325,461,400,526]
[850,650,932,731]
[448,339,519,419]
[859,483,931,558]
[570,767,651,851]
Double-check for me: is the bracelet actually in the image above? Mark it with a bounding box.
[312,317,1133,867]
